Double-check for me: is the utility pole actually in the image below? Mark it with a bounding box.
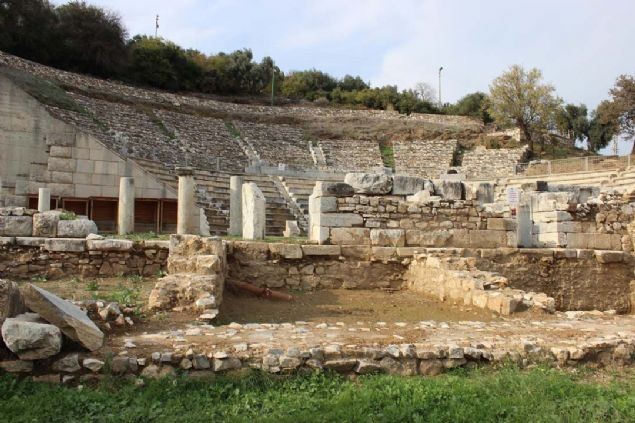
[271,61,275,107]
[438,66,443,108]
[155,14,159,38]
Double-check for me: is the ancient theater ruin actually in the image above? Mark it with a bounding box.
[0,51,633,379]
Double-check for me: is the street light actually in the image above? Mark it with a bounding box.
[438,66,443,107]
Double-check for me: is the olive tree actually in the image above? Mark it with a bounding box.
[488,65,561,153]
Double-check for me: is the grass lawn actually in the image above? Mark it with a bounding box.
[0,365,633,422]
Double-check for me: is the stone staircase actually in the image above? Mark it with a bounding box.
[279,175,344,218]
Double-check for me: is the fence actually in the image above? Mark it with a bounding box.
[515,154,634,176]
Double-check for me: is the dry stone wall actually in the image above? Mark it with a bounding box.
[460,146,528,179]
[318,139,384,171]
[394,139,458,178]
[0,237,168,280]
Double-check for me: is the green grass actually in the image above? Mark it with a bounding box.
[380,144,395,170]
[0,366,633,422]
[105,232,170,241]
[0,66,87,115]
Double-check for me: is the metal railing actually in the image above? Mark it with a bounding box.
[514,154,634,177]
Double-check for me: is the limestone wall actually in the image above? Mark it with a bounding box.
[394,139,458,178]
[0,238,168,280]
[0,76,174,206]
[228,241,407,290]
[460,146,528,179]
[311,192,516,249]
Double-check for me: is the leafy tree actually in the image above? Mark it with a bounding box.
[555,103,589,143]
[588,100,619,152]
[54,1,128,77]
[126,36,201,90]
[488,65,562,153]
[281,69,338,100]
[449,92,492,123]
[338,75,369,91]
[0,0,59,64]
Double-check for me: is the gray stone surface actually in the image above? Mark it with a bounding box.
[0,279,26,324]
[1,317,62,359]
[52,353,81,373]
[43,238,86,252]
[57,219,98,238]
[37,188,51,212]
[86,239,134,251]
[0,216,32,236]
[391,175,428,195]
[344,173,393,194]
[23,284,104,351]
[283,220,301,237]
[434,180,464,200]
[229,176,243,236]
[242,182,266,240]
[177,169,197,235]
[118,177,135,235]
[312,182,354,197]
[32,211,60,237]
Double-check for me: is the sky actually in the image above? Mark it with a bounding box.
[52,0,635,152]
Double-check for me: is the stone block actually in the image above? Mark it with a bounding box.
[269,243,303,259]
[301,245,341,256]
[1,280,26,324]
[50,171,73,184]
[468,230,508,248]
[344,173,392,194]
[309,225,329,244]
[533,232,567,248]
[330,227,370,245]
[309,195,337,213]
[16,237,47,247]
[0,216,33,236]
[47,183,74,197]
[464,182,494,204]
[33,211,60,237]
[313,213,363,227]
[312,181,354,197]
[1,317,62,360]
[406,229,452,247]
[242,183,266,240]
[487,218,517,231]
[532,221,581,234]
[48,157,75,173]
[566,233,589,249]
[391,175,428,195]
[532,211,572,223]
[86,239,134,251]
[370,229,405,247]
[587,233,614,250]
[535,191,575,212]
[371,247,397,259]
[594,250,624,263]
[434,180,463,200]
[44,238,86,252]
[57,219,98,238]
[340,245,372,259]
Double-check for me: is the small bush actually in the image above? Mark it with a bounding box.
[58,211,77,221]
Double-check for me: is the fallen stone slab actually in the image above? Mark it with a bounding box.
[86,239,134,252]
[23,284,104,351]
[32,211,61,238]
[43,238,86,252]
[391,175,428,195]
[1,317,62,359]
[312,182,355,198]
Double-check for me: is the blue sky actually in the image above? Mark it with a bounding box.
[53,0,635,152]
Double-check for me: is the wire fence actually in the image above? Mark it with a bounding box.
[515,154,634,176]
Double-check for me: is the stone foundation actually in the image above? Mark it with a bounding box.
[0,238,168,279]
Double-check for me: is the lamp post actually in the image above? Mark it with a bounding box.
[438,66,443,107]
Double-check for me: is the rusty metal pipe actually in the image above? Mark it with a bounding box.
[230,281,293,301]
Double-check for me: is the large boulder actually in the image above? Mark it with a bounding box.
[0,216,33,236]
[0,279,26,325]
[57,219,98,238]
[23,284,104,351]
[344,173,393,194]
[1,316,62,359]
[392,175,429,195]
[32,211,61,237]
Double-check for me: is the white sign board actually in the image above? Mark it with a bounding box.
[506,187,520,206]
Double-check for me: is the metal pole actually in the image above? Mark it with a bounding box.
[438,66,443,107]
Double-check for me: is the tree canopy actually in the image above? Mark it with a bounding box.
[488,65,562,153]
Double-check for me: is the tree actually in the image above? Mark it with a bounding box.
[588,100,619,152]
[54,1,128,77]
[338,75,369,92]
[413,82,436,103]
[488,65,561,153]
[280,69,338,100]
[0,0,59,64]
[449,92,492,123]
[555,103,589,143]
